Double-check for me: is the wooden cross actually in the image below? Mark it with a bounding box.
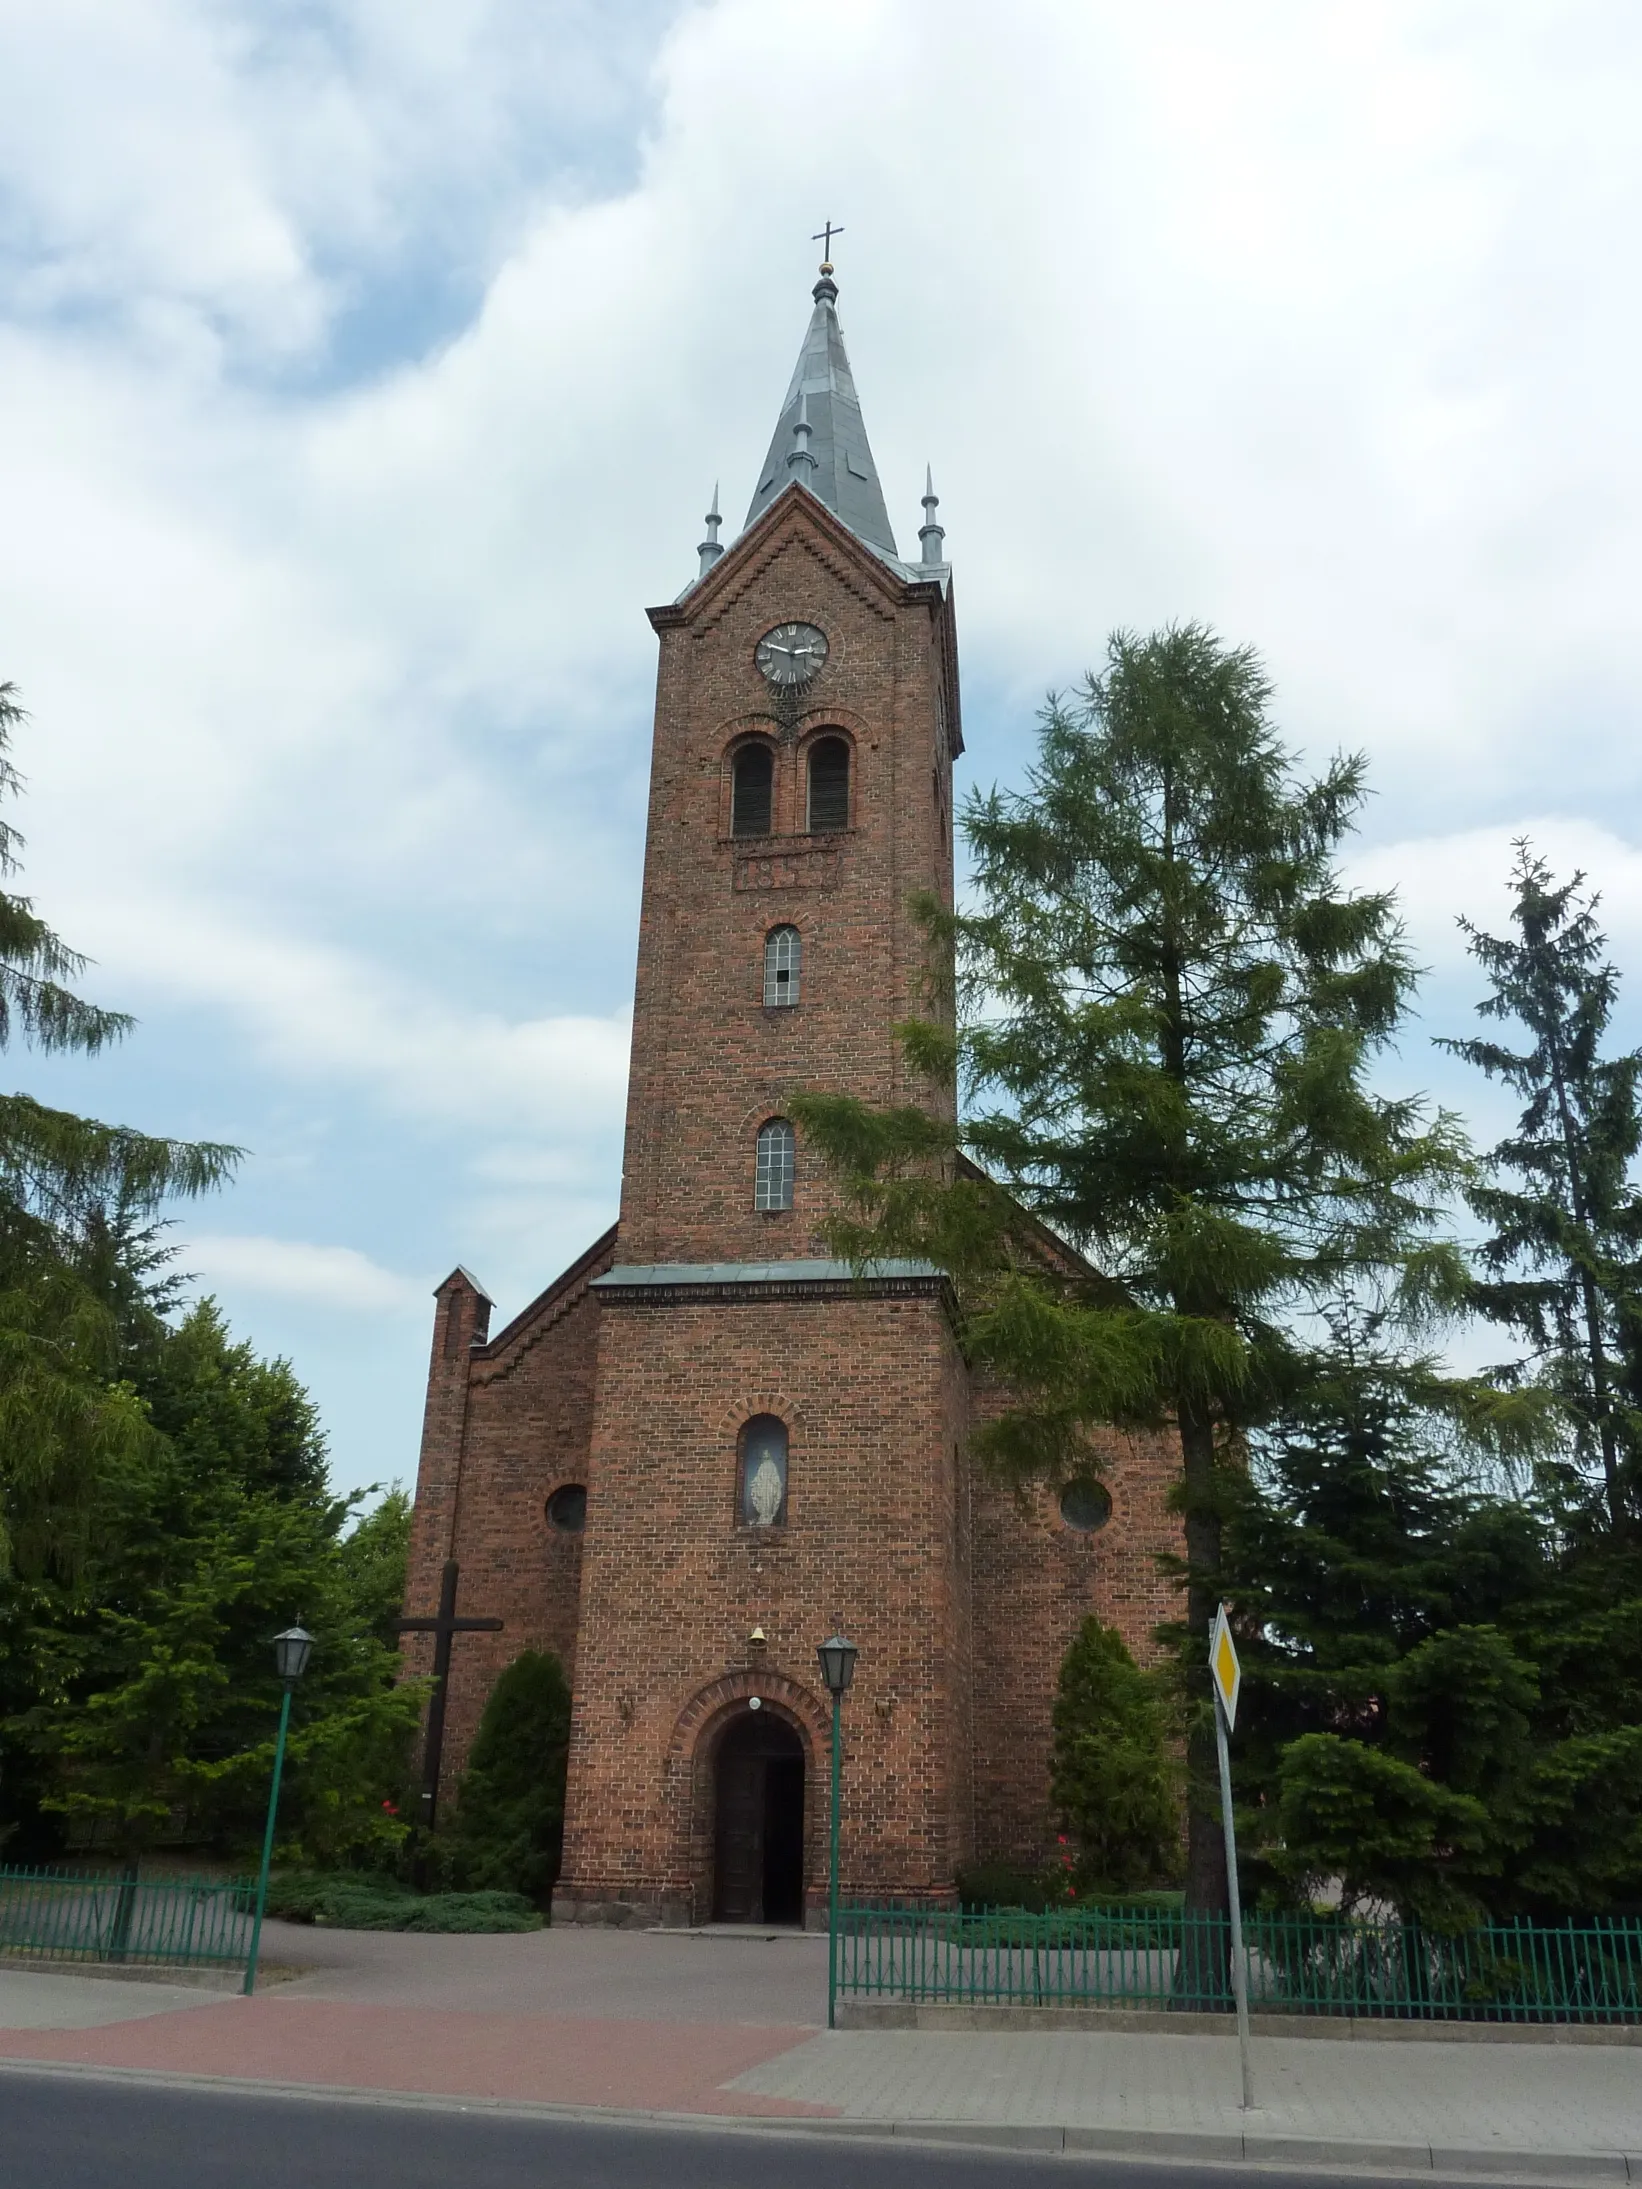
[394,1558,503,1833]
[812,220,844,267]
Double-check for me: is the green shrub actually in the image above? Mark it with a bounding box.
[955,1862,1068,1912]
[442,1650,571,1905]
[263,1868,540,1932]
[1051,1616,1180,1894]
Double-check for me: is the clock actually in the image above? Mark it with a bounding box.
[755,622,829,688]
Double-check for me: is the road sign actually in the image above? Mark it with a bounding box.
[1209,1601,1241,1731]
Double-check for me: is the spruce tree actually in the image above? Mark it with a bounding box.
[1440,844,1642,1530]
[0,685,237,1577]
[797,626,1469,1950]
[1220,1310,1545,1924]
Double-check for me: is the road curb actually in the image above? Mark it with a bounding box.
[837,2001,1642,2046]
[0,2054,1635,2179]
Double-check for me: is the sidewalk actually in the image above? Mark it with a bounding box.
[731,2025,1642,2169]
[2,1930,1639,2174]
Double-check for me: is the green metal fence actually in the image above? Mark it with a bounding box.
[0,1866,253,1973]
[836,1903,1642,2024]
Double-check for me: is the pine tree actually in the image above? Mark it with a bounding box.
[797,626,1470,1950]
[1440,844,1642,1530]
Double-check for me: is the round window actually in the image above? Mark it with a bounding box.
[547,1483,587,1533]
[1059,1477,1112,1533]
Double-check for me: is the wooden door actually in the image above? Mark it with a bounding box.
[714,1753,766,1921]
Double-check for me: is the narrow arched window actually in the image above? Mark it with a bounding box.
[754,1118,795,1210]
[807,736,850,832]
[739,1415,789,1528]
[764,925,801,1007]
[732,743,774,837]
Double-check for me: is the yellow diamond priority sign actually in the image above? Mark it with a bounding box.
[1209,1602,1241,1731]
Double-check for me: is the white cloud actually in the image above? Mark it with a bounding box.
[183,1233,424,1314]
[1347,819,1642,979]
[61,890,633,1140]
[3,0,1642,1479]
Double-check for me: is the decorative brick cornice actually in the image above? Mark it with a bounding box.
[472,1224,619,1382]
[591,1258,951,1312]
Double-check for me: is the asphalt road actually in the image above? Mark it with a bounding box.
[0,2067,1555,2189]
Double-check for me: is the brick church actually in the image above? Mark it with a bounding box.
[401,259,1180,1927]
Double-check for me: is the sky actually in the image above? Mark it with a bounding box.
[2,0,1640,1497]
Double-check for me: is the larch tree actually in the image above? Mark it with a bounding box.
[796,625,1471,1953]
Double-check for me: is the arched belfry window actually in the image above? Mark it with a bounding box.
[807,736,850,833]
[754,1118,795,1211]
[764,925,801,1007]
[732,743,774,837]
[740,1415,789,1528]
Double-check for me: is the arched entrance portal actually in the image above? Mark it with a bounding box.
[713,1709,805,1924]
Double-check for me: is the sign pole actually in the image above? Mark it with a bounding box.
[1215,1687,1255,2108]
[1209,1601,1254,2110]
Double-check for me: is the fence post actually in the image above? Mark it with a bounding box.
[106,1858,141,1964]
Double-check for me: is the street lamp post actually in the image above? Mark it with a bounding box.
[243,1625,314,1997]
[816,1634,858,2032]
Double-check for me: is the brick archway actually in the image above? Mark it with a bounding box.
[666,1669,831,1925]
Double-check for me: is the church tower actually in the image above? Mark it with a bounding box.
[551,263,972,1924]
[402,257,1183,1930]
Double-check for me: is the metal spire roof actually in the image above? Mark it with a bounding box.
[742,272,898,558]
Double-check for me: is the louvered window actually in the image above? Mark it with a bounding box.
[764,925,801,1007]
[807,736,850,833]
[754,1118,795,1211]
[732,743,773,837]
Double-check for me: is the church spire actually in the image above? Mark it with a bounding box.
[918,465,945,566]
[742,262,898,558]
[696,483,723,577]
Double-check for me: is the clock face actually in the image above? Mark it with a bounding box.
[755,622,829,688]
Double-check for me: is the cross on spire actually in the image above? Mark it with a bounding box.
[812,219,844,272]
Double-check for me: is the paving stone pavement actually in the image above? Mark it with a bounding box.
[5,1935,1642,2163]
[244,1917,831,2021]
[0,1972,227,2032]
[728,2026,1642,2156]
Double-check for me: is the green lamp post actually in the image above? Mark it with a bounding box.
[816,1633,858,2031]
[243,1624,313,1997]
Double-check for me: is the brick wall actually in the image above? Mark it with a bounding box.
[556,1282,969,1923]
[399,1233,614,1804]
[401,480,1186,1914]
[617,489,958,1270]
[968,1389,1184,1870]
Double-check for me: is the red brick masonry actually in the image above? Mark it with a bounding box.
[404,482,1184,1925]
